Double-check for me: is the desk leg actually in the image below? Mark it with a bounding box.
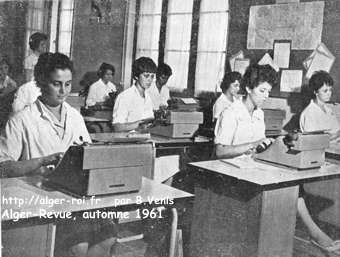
[2,222,56,257]
[190,184,299,257]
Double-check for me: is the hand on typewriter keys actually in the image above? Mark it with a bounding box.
[283,132,299,148]
[41,152,64,167]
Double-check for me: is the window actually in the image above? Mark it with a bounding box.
[133,0,230,95]
[135,0,162,63]
[50,0,74,57]
[25,0,74,58]
[57,0,74,57]
[164,0,193,91]
[25,0,48,58]
[195,0,229,94]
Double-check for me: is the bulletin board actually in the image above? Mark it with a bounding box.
[227,0,340,102]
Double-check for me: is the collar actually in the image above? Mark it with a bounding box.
[234,100,262,120]
[133,84,147,99]
[36,99,67,125]
[310,100,333,115]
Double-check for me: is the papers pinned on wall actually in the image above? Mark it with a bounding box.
[280,70,303,93]
[304,43,335,79]
[258,53,280,72]
[229,50,244,71]
[234,58,250,76]
[273,40,291,68]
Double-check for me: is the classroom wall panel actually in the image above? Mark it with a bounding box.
[71,0,126,92]
[228,0,340,129]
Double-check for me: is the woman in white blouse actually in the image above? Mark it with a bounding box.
[213,71,241,121]
[215,65,340,254]
[86,62,117,107]
[300,70,340,142]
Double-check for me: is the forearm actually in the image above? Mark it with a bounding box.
[215,142,255,159]
[0,158,44,178]
[330,130,340,142]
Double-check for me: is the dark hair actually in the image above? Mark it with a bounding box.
[309,70,333,99]
[220,71,242,93]
[34,52,73,87]
[132,57,157,79]
[29,32,48,51]
[98,62,115,78]
[157,63,172,77]
[240,64,277,95]
[0,58,11,73]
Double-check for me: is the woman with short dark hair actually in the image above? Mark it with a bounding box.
[85,62,117,107]
[24,32,48,81]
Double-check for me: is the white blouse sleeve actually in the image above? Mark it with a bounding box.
[214,108,237,145]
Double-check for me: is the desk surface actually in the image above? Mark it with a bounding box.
[1,177,192,221]
[90,132,211,145]
[189,156,340,186]
[84,116,110,122]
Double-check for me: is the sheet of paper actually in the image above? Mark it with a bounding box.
[280,70,303,92]
[180,98,197,104]
[273,41,291,68]
[234,58,250,76]
[229,50,244,72]
[258,53,280,72]
[305,49,335,79]
[153,155,180,183]
[247,1,324,49]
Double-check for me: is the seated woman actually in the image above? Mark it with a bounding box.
[24,32,48,82]
[112,57,156,132]
[0,52,116,257]
[300,70,340,142]
[215,64,340,254]
[85,62,117,107]
[299,70,340,253]
[213,71,241,121]
[146,62,172,111]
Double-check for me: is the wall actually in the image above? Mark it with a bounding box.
[72,0,127,92]
[0,1,27,85]
[228,0,340,129]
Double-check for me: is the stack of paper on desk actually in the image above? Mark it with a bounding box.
[304,43,335,79]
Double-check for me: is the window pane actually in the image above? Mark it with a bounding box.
[136,15,161,50]
[58,31,71,56]
[32,10,43,30]
[195,0,229,94]
[61,0,74,10]
[168,0,193,13]
[136,0,162,62]
[33,0,44,9]
[60,10,73,32]
[197,13,228,51]
[200,0,228,12]
[195,52,226,93]
[140,0,162,15]
[164,51,190,91]
[135,50,158,64]
[165,14,192,50]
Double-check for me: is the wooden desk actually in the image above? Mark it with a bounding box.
[1,176,192,257]
[188,157,340,257]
